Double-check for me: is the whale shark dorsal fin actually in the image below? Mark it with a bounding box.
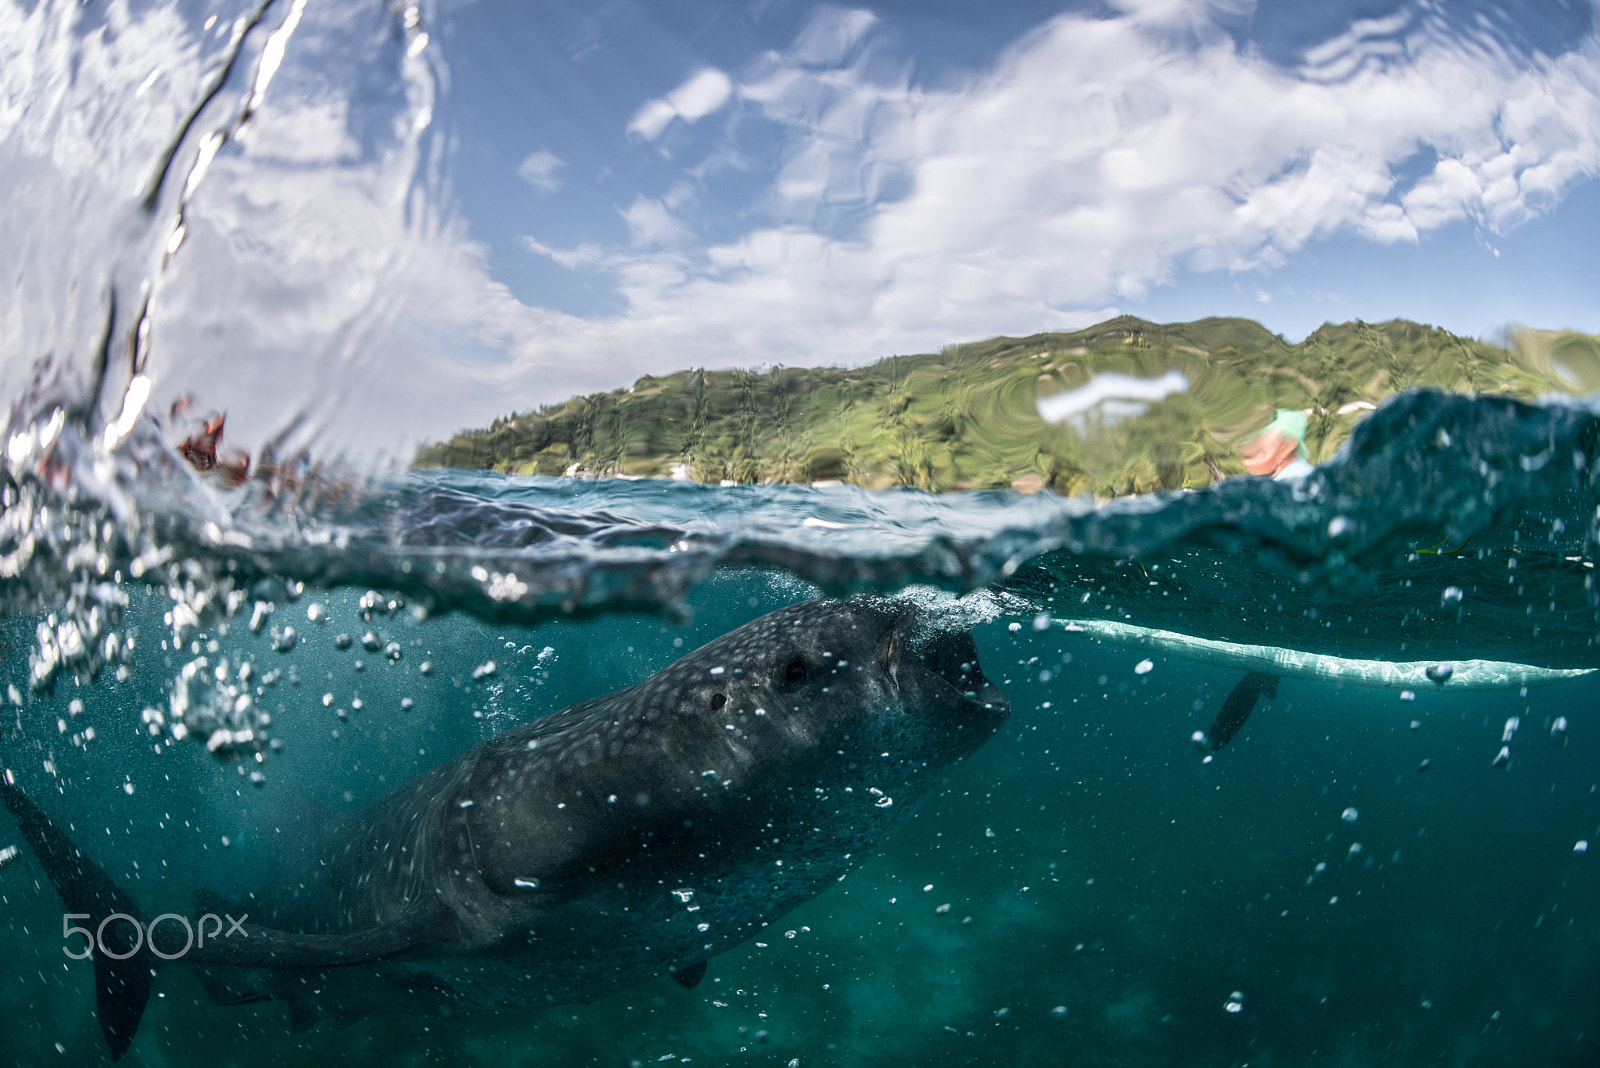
[670,959,709,990]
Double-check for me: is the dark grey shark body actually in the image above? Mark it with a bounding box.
[2,596,1009,1055]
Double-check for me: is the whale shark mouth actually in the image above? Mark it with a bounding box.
[879,604,1009,722]
[921,625,1009,718]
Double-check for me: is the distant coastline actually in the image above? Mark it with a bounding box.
[414,316,1600,497]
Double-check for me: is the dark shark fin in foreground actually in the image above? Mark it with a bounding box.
[1,769,154,1061]
[1205,671,1279,750]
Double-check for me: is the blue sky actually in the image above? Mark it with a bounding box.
[423,0,1600,406]
[6,0,1596,454]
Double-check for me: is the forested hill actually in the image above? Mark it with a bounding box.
[414,316,1600,496]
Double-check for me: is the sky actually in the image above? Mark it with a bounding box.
[448,0,1600,354]
[3,0,1599,457]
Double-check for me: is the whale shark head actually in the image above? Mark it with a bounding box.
[658,595,1012,760]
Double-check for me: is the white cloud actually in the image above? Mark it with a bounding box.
[516,149,564,192]
[626,68,733,140]
[620,196,692,247]
[791,7,876,66]
[526,0,1600,378]
[523,236,604,269]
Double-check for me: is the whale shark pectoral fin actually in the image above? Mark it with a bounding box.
[1,769,156,1061]
[670,959,709,990]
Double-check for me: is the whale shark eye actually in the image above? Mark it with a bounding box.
[710,693,726,709]
[784,659,808,684]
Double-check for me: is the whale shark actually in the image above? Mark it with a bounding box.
[1,596,1009,1060]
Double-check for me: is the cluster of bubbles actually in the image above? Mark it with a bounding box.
[0,442,139,693]
[0,399,443,772]
[146,580,422,771]
[890,585,1030,653]
[2,403,233,696]
[155,653,284,776]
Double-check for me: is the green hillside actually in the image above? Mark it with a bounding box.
[414,316,1600,496]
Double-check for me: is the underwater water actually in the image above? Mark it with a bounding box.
[0,388,1598,1067]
